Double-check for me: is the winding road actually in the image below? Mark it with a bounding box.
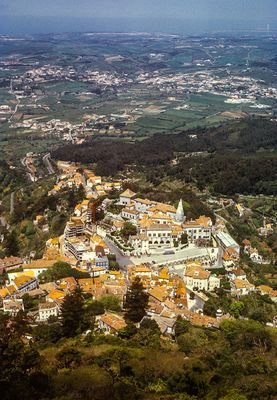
[43,153,55,174]
[10,192,15,215]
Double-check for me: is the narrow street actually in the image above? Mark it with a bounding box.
[104,236,133,271]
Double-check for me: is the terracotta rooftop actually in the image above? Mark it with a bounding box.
[148,286,168,302]
[39,302,58,310]
[14,275,36,288]
[100,313,126,331]
[47,290,65,300]
[0,257,22,269]
[232,268,246,277]
[120,189,136,198]
[185,265,210,280]
[232,279,254,289]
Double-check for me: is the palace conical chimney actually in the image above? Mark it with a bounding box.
[175,199,185,223]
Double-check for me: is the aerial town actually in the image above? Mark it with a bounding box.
[1,160,276,333]
[0,27,276,400]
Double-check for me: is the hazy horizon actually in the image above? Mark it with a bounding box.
[0,16,276,36]
[0,0,276,35]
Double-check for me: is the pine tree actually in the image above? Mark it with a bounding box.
[5,230,20,256]
[124,277,149,323]
[61,287,85,337]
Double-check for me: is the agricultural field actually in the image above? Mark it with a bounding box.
[0,31,276,162]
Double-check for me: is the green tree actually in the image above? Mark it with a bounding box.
[50,213,67,236]
[203,296,221,317]
[229,301,245,318]
[61,287,86,337]
[120,222,137,240]
[220,319,273,351]
[39,261,89,282]
[140,317,160,332]
[167,361,209,397]
[96,349,131,382]
[240,292,276,323]
[22,293,39,311]
[108,254,120,270]
[203,292,231,317]
[56,347,82,369]
[133,318,161,347]
[100,294,121,312]
[180,232,188,245]
[33,323,63,344]
[249,309,269,324]
[124,277,149,323]
[85,300,105,316]
[25,221,35,237]
[118,322,138,339]
[0,313,41,400]
[4,229,20,256]
[177,329,208,355]
[175,316,190,337]
[109,260,120,271]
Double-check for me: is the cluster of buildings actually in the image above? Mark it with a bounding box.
[22,66,77,84]
[0,104,12,122]
[12,118,88,143]
[136,69,277,106]
[97,261,222,336]
[48,161,121,199]
[114,189,213,255]
[0,243,276,333]
[81,68,130,87]
[242,239,269,265]
[0,160,276,334]
[11,112,134,142]
[257,220,274,237]
[9,64,128,101]
[0,252,223,333]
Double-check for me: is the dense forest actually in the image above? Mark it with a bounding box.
[167,154,277,195]
[0,160,26,199]
[52,118,277,195]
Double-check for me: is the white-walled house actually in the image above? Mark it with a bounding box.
[133,198,156,213]
[184,263,210,291]
[98,313,126,335]
[231,279,255,296]
[222,247,240,269]
[3,299,24,316]
[138,223,174,249]
[183,216,212,243]
[121,208,140,221]
[209,275,221,291]
[38,302,59,321]
[119,189,136,206]
[129,235,149,253]
[228,268,247,281]
[184,263,220,292]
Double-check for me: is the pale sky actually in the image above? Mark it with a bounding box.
[0,0,276,21]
